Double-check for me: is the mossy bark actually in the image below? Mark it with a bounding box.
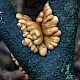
[0,0,78,79]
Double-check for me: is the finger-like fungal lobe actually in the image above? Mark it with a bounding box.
[42,3,59,36]
[41,3,61,51]
[38,43,47,56]
[16,3,61,56]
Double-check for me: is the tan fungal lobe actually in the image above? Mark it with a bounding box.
[15,60,20,66]
[22,38,31,46]
[23,32,29,37]
[42,27,58,36]
[16,13,32,21]
[36,17,43,23]
[19,66,23,71]
[54,30,61,36]
[53,37,60,43]
[39,43,47,56]
[39,11,44,17]
[43,15,53,23]
[29,42,33,47]
[36,11,44,24]
[16,3,61,56]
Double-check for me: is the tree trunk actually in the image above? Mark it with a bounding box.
[0,0,78,79]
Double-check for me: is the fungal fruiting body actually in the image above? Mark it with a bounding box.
[16,3,61,56]
[16,13,43,53]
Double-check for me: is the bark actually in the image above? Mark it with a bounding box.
[0,0,78,79]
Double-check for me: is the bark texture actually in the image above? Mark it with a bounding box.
[0,0,78,79]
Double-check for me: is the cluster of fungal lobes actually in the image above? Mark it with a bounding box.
[16,3,61,56]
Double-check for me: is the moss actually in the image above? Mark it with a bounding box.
[0,0,78,79]
[65,64,74,80]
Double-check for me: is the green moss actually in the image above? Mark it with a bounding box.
[65,64,74,80]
